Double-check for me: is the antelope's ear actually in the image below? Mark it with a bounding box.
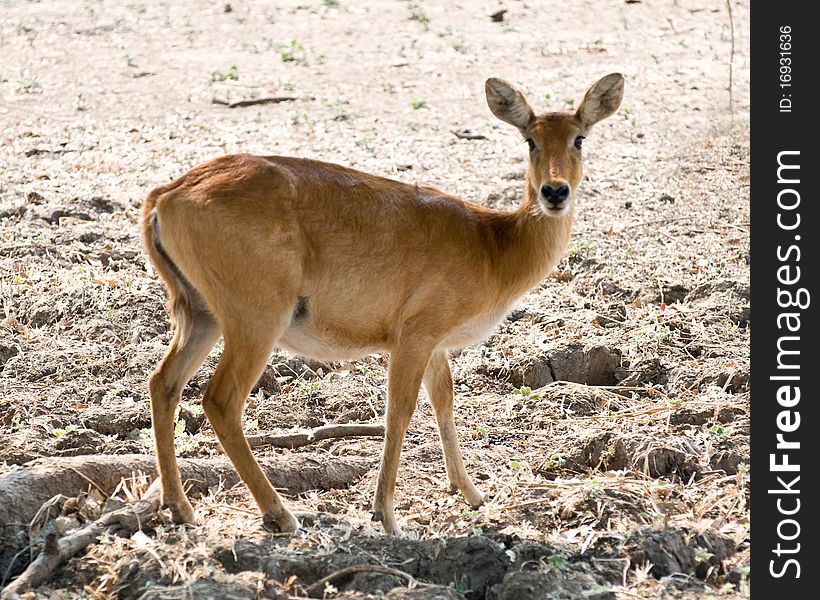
[485,78,535,133]
[575,73,624,127]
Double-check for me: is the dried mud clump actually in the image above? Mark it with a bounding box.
[475,342,621,389]
[561,431,701,480]
[620,528,736,579]
[212,534,510,600]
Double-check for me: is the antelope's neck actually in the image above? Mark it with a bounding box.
[490,187,574,303]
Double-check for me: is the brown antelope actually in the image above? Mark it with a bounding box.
[141,74,624,535]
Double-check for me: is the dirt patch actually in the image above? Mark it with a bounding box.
[668,365,750,394]
[46,515,737,599]
[622,528,736,580]
[216,534,508,600]
[473,342,622,389]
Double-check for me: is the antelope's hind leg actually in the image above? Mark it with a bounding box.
[149,308,220,524]
[202,313,299,533]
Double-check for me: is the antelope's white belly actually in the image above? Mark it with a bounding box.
[440,306,512,350]
[278,327,384,362]
[277,301,516,359]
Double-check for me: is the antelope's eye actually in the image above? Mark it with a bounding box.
[526,138,536,151]
[574,136,585,150]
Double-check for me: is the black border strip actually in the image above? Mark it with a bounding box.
[751,3,817,595]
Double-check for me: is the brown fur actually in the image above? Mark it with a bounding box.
[142,74,624,534]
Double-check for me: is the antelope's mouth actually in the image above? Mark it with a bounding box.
[538,200,571,217]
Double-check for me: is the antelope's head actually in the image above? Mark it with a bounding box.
[485,73,624,217]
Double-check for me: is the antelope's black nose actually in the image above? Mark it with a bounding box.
[541,183,570,205]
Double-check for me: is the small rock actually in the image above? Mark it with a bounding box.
[53,428,107,456]
[0,344,19,370]
[26,191,45,204]
[490,9,507,22]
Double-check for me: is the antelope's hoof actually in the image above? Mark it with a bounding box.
[372,511,403,535]
[262,510,300,534]
[467,493,486,509]
[381,520,404,536]
[460,485,486,509]
[166,501,197,526]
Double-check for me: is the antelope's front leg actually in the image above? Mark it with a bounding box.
[372,343,432,535]
[423,350,484,507]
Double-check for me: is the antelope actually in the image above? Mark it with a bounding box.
[142,73,624,535]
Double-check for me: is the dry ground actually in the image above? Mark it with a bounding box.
[1,0,750,598]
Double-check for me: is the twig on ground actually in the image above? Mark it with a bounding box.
[0,481,162,599]
[725,0,736,112]
[241,423,384,450]
[568,406,670,421]
[212,96,299,108]
[452,129,487,140]
[598,385,671,399]
[66,467,109,499]
[0,453,371,581]
[619,216,695,231]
